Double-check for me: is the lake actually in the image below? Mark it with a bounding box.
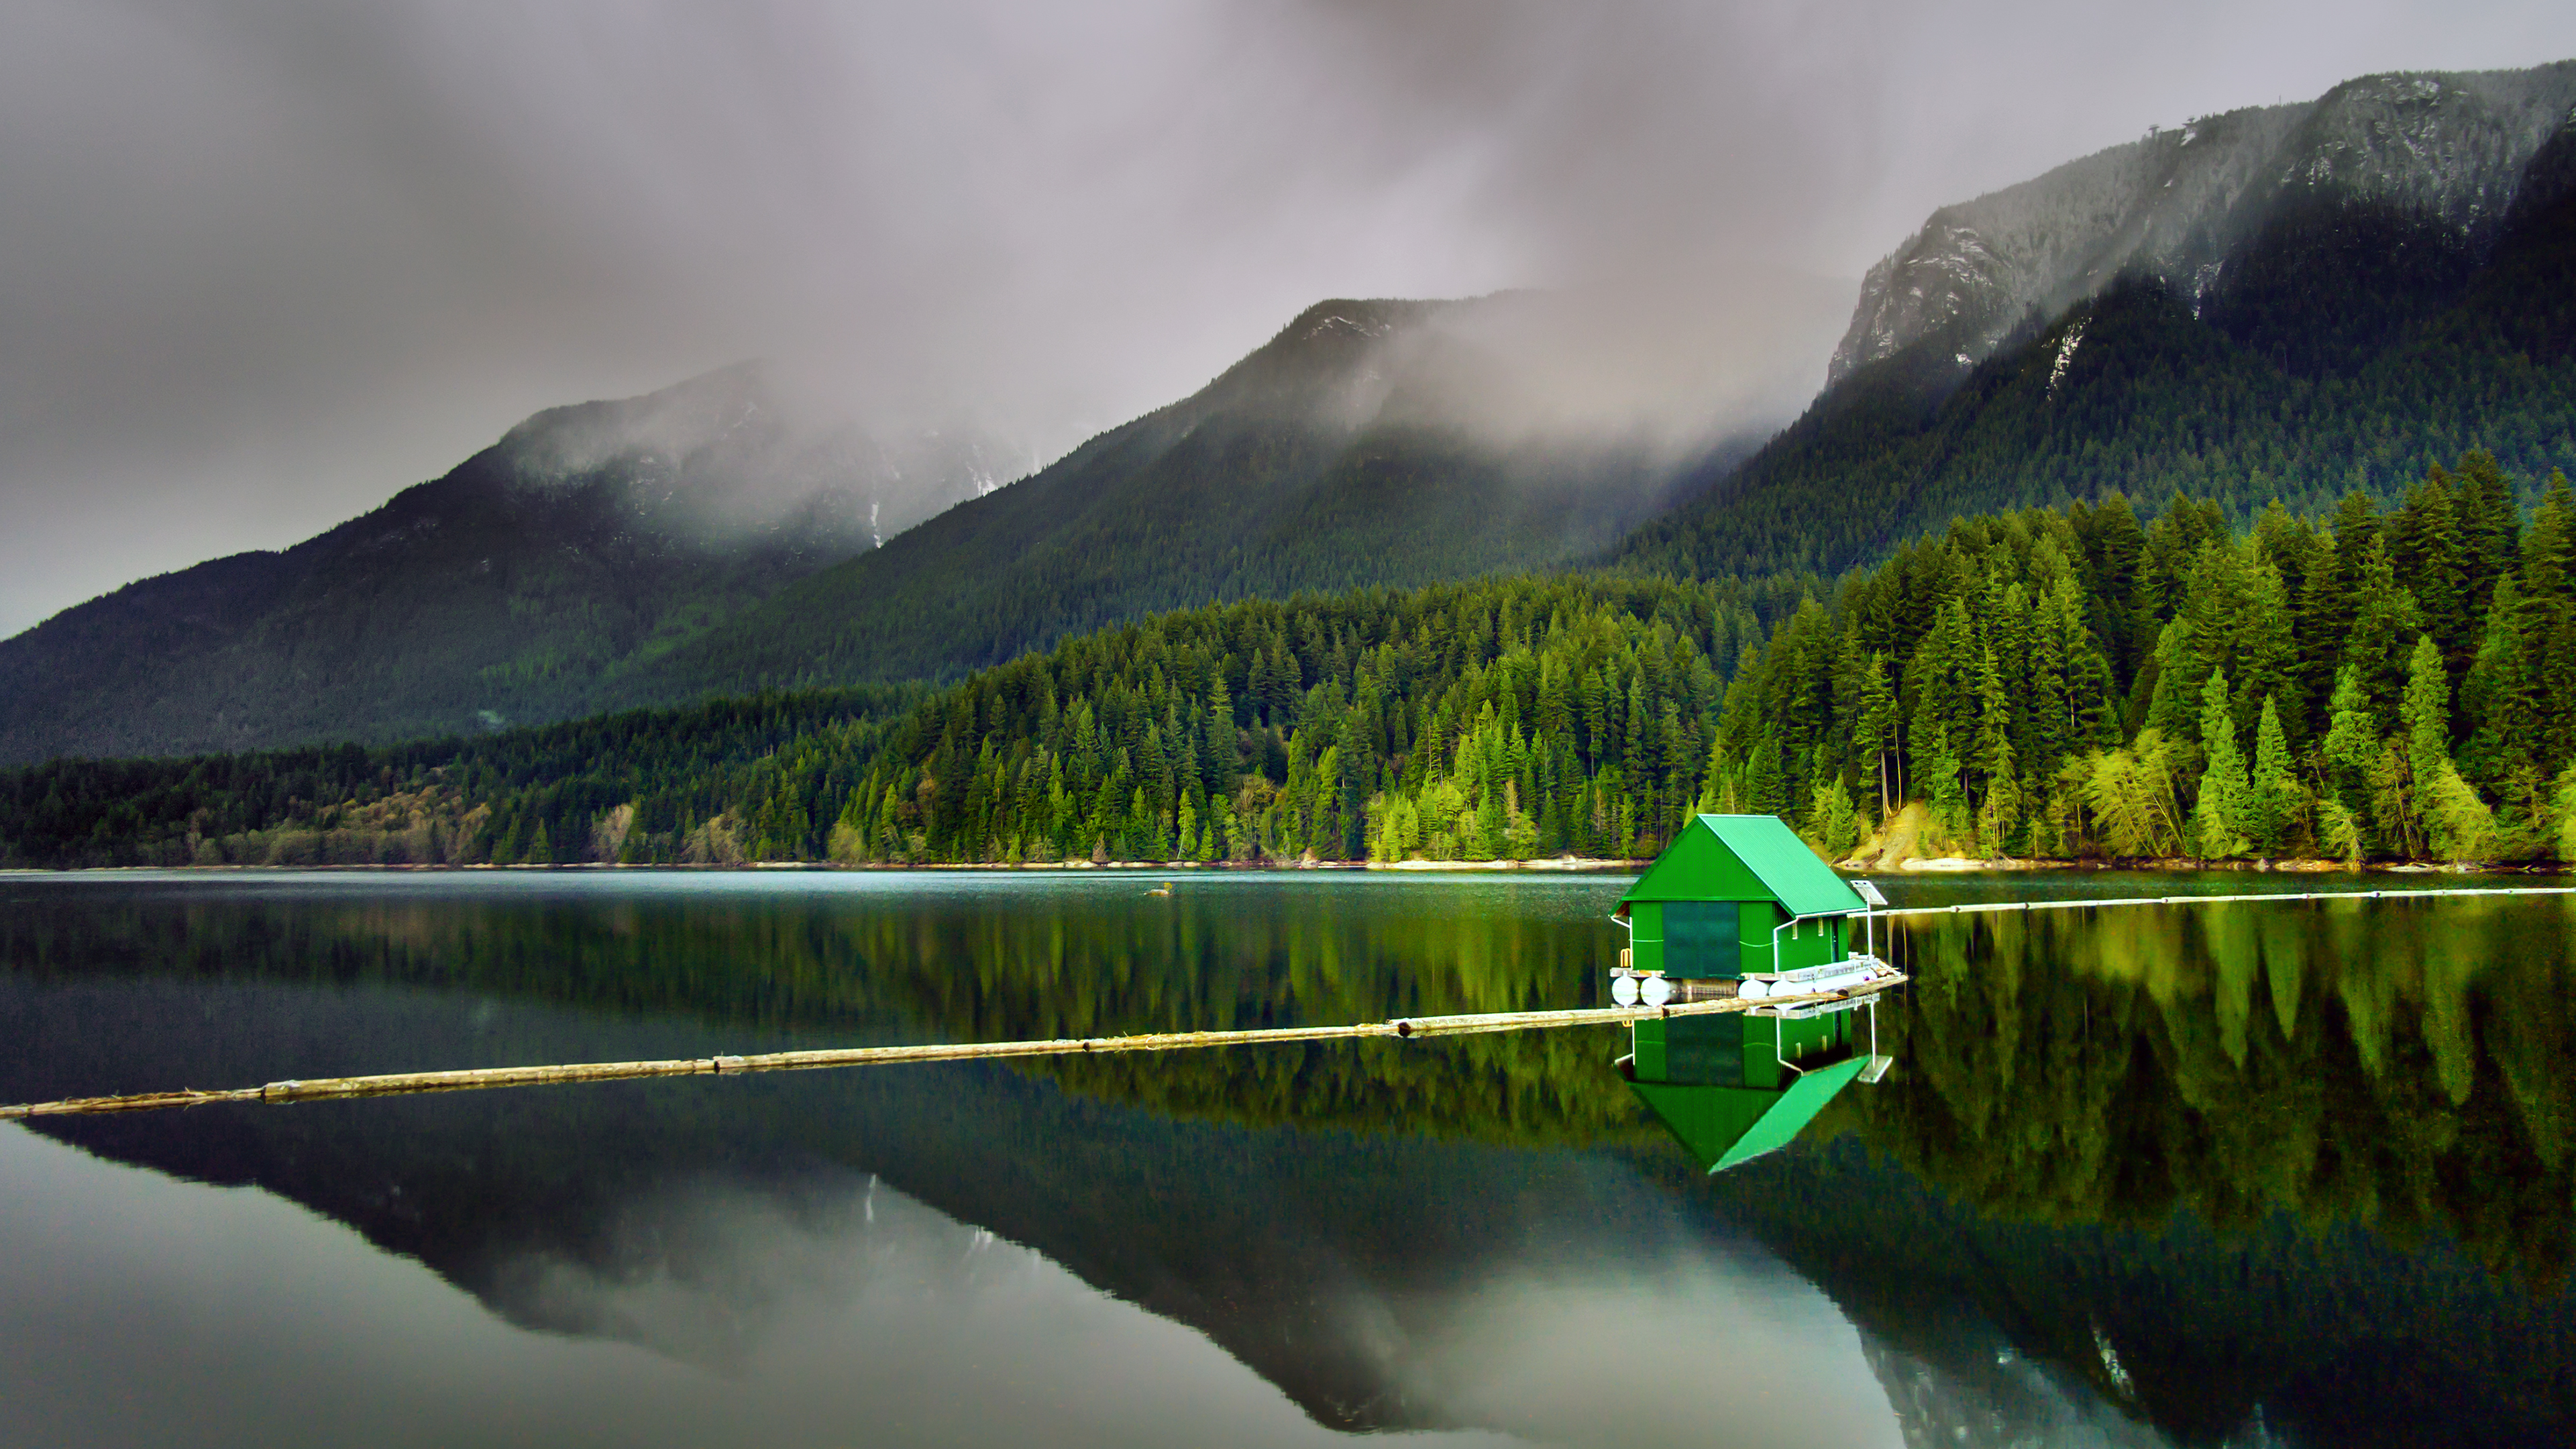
[1,869,2569,1447]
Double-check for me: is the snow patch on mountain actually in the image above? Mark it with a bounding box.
[2047,320,2088,398]
[1306,313,1395,340]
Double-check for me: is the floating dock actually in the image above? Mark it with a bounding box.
[0,977,1907,1120]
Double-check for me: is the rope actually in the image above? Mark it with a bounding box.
[1874,883,2576,918]
[0,977,1903,1121]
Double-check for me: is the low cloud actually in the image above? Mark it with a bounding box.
[4,1,2574,633]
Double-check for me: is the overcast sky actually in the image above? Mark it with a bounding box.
[4,1,2575,637]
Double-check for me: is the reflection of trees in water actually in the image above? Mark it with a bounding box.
[1864,896,2576,1287]
[13,885,2574,1273]
[13,883,2576,1441]
[0,892,902,1024]
[845,893,1650,1144]
[0,886,1656,1146]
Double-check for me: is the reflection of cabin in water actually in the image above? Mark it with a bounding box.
[1612,814,1885,1173]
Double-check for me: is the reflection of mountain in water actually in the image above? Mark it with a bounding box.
[1703,1140,2567,1448]
[1,972,1866,1437]
[5,878,2575,1444]
[1861,1325,2222,1449]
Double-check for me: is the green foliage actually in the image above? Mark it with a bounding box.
[1701,453,2576,863]
[827,576,1756,865]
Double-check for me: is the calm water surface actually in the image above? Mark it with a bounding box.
[1,869,2569,1447]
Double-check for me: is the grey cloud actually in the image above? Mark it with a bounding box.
[4,1,2575,635]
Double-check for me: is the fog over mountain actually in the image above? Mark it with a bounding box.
[6,1,2576,637]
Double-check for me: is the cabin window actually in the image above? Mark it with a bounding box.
[1662,902,1741,979]
[1661,1014,1749,1087]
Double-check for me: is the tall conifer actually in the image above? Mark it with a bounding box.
[2247,696,2301,854]
[2193,669,2250,859]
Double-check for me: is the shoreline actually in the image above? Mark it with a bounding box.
[0,857,1654,876]
[7,855,2563,877]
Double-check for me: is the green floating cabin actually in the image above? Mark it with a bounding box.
[1615,814,1877,1173]
[1614,813,1870,981]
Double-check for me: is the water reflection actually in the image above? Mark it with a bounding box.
[3,1126,1513,1449]
[1625,1008,1876,1173]
[2,870,2573,1446]
[1867,891,2576,1287]
[0,1059,1894,1447]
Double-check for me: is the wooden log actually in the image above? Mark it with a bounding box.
[0,977,1905,1120]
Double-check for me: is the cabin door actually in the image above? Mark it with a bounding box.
[1663,902,1741,979]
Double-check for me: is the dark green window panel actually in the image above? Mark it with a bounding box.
[1664,901,1741,979]
[1661,1014,1750,1087]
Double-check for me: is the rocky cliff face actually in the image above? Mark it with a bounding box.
[1829,62,2576,386]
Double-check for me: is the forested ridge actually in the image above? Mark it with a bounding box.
[0,297,1721,768]
[0,577,1786,869]
[0,364,911,766]
[600,298,1718,708]
[8,449,2575,870]
[820,576,1771,866]
[0,686,912,869]
[728,446,2576,870]
[1616,148,2576,583]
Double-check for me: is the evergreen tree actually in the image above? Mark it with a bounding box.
[2193,669,2250,859]
[1856,651,1899,818]
[2246,696,2302,855]
[2339,538,2423,731]
[1972,645,2021,853]
[2404,634,2496,861]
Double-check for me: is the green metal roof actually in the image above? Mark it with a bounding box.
[1619,814,1867,917]
[1628,1055,1870,1173]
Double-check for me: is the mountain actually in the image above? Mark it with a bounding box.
[3,274,1837,765]
[601,288,1819,704]
[1831,62,2576,386]
[0,364,1012,764]
[1620,60,2576,582]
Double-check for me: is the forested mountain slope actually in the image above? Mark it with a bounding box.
[0,364,1008,765]
[1620,62,2576,582]
[607,296,1757,705]
[20,451,2574,872]
[0,576,1773,869]
[1831,62,2576,386]
[0,684,914,869]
